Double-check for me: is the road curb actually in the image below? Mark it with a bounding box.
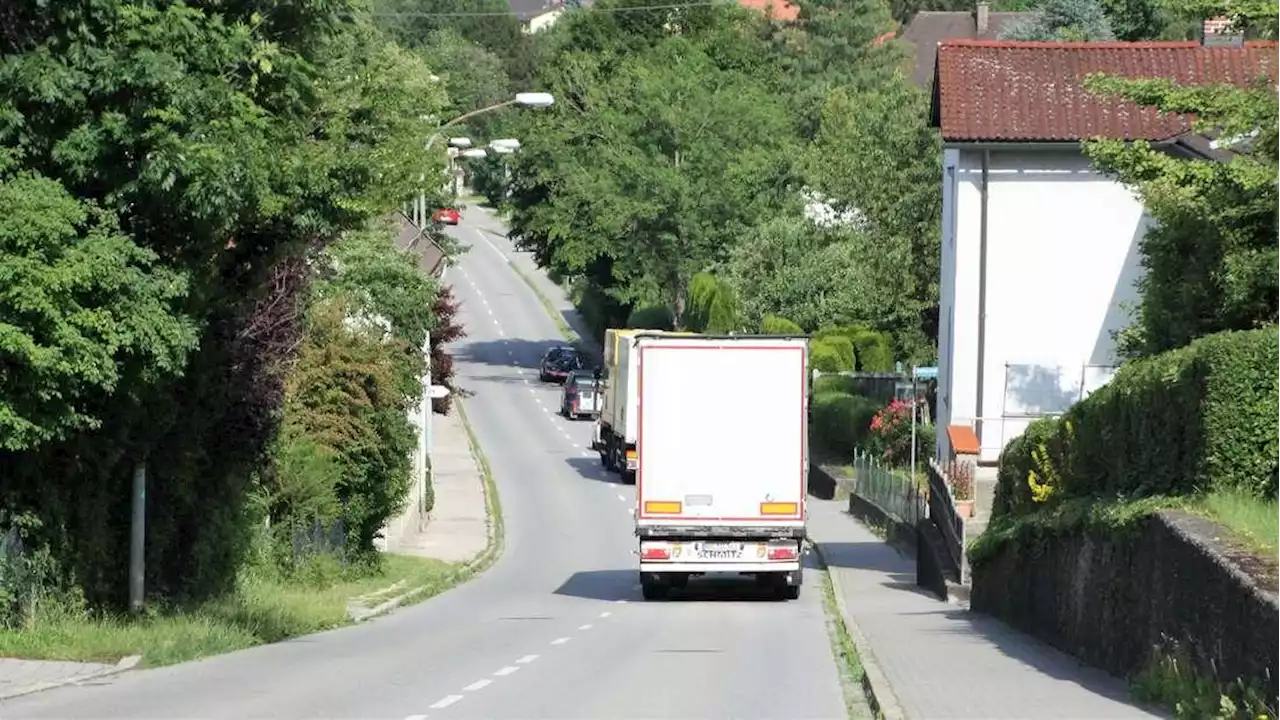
[811,542,908,720]
[352,401,505,624]
[0,655,141,701]
[453,399,505,577]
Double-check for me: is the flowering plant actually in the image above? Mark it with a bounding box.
[868,399,915,464]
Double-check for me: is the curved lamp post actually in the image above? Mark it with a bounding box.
[413,94,553,226]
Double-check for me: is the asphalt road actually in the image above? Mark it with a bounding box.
[0,207,846,720]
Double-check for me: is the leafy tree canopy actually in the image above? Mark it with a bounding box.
[1085,63,1278,358]
[999,0,1117,40]
[507,3,802,328]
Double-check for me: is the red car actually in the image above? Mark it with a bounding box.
[432,208,460,225]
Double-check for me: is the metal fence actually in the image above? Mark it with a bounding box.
[849,448,926,526]
[289,518,347,565]
[925,460,967,583]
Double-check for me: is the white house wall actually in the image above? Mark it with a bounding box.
[936,148,983,461]
[942,147,1149,463]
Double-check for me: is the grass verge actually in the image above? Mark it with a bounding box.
[0,554,458,668]
[0,405,506,671]
[817,567,879,719]
[1196,488,1278,556]
[453,399,505,576]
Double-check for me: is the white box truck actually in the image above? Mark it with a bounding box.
[632,333,809,600]
[593,328,695,484]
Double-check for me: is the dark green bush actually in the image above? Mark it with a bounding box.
[994,328,1279,519]
[993,417,1060,519]
[853,330,894,371]
[811,391,880,458]
[627,305,674,330]
[814,374,860,396]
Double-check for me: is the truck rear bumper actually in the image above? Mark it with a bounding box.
[640,561,801,573]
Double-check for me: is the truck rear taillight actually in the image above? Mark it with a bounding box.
[641,546,670,560]
[767,546,798,561]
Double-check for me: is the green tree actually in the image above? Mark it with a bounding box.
[999,0,1117,40]
[507,5,800,329]
[1085,67,1278,357]
[0,171,196,451]
[804,83,941,359]
[0,2,449,607]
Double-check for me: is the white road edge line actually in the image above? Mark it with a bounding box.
[429,695,463,710]
[475,229,508,263]
[550,637,572,646]
[516,654,540,664]
[494,666,521,677]
[463,679,492,692]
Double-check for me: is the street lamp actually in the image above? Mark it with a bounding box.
[413,94,554,225]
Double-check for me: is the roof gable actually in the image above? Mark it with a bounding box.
[900,10,1034,88]
[931,39,1279,143]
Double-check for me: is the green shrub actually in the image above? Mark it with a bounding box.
[994,328,1279,519]
[761,314,803,334]
[993,417,1060,519]
[685,273,740,333]
[811,391,880,457]
[814,374,860,396]
[627,305,674,330]
[852,330,894,371]
[811,335,855,372]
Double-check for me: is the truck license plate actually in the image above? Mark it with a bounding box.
[696,542,743,560]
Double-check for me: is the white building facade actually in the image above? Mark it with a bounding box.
[929,38,1274,464]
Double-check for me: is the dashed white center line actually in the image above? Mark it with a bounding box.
[494,665,521,677]
[599,611,612,618]
[578,624,593,631]
[463,679,493,692]
[405,715,429,720]
[617,493,626,501]
[516,654,540,664]
[429,695,463,709]
[550,637,572,646]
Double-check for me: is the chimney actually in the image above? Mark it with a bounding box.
[975,1,990,34]
[1202,16,1244,47]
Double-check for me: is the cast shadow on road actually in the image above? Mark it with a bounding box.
[553,554,823,604]
[454,338,580,371]
[564,455,622,485]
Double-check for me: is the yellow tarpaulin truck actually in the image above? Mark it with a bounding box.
[592,328,696,484]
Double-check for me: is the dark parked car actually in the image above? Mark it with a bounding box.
[539,346,583,383]
[560,370,603,420]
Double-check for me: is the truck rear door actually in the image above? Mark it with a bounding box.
[635,336,807,525]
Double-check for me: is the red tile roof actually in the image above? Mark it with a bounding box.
[932,40,1279,143]
[737,0,799,22]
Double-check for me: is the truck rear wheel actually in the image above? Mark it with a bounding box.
[640,575,667,601]
[620,469,636,485]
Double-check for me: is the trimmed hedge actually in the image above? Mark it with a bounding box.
[812,391,880,457]
[852,330,894,371]
[761,314,803,334]
[995,328,1279,519]
[811,334,855,371]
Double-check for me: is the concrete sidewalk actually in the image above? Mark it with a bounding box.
[384,406,488,563]
[807,497,1164,720]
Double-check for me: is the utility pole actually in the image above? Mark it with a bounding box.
[129,462,146,614]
